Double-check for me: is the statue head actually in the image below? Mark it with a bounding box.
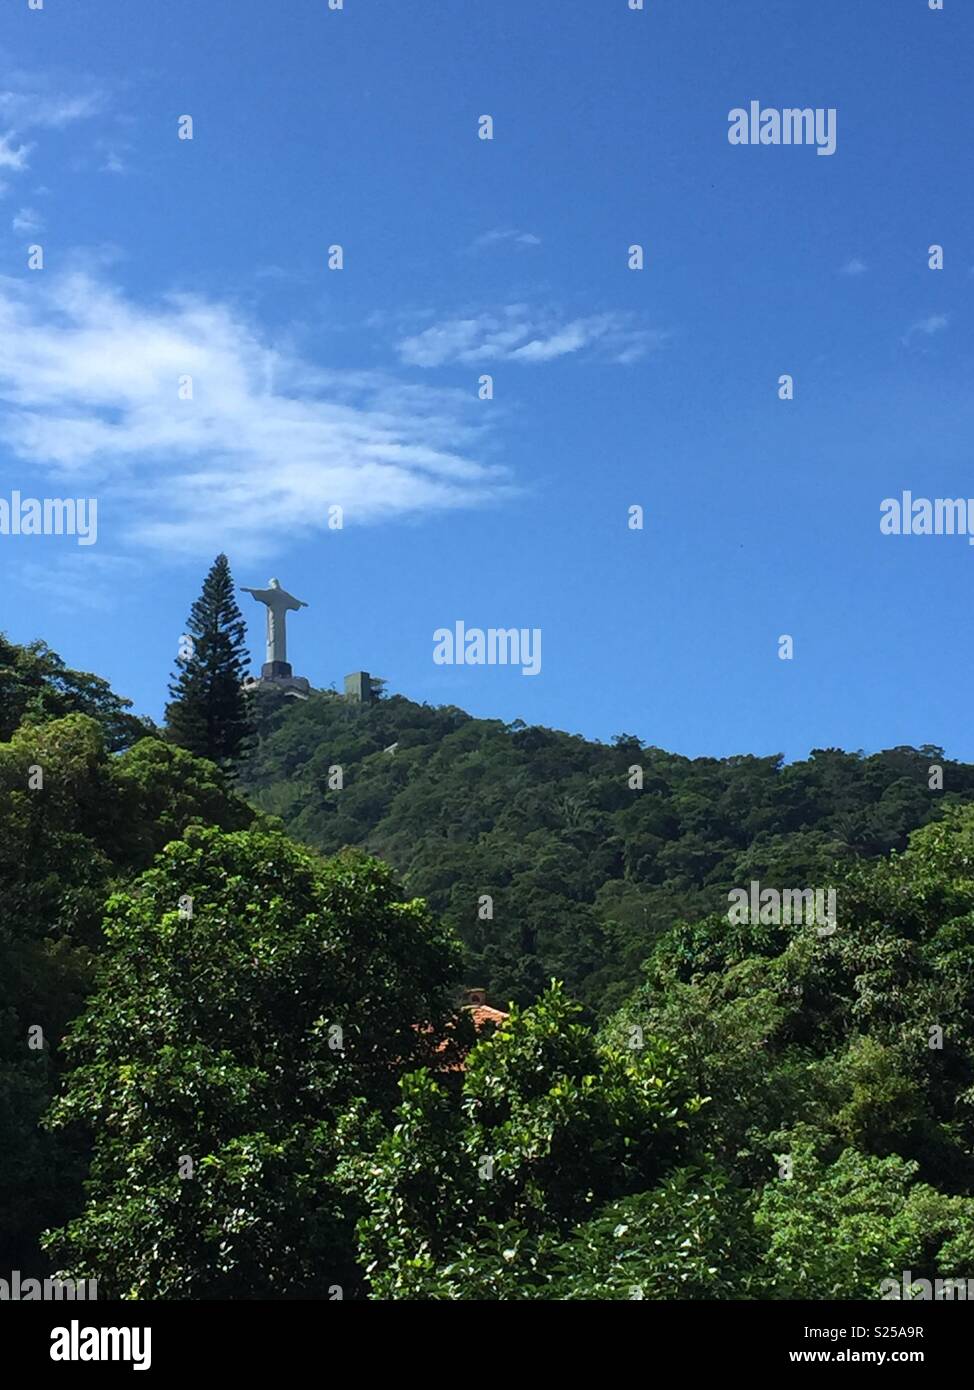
[269,578,280,588]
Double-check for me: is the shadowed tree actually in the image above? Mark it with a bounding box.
[165,554,253,770]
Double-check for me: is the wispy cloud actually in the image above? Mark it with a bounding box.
[839,257,867,276]
[0,272,510,559]
[397,307,665,367]
[0,77,103,183]
[0,87,104,130]
[99,148,127,175]
[467,228,542,253]
[0,133,32,172]
[902,313,948,346]
[12,553,142,613]
[12,206,43,235]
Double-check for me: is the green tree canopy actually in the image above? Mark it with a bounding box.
[44,829,464,1297]
[240,691,974,1009]
[337,983,703,1299]
[0,715,255,1272]
[0,632,151,750]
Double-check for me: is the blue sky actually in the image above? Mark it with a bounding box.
[0,0,971,761]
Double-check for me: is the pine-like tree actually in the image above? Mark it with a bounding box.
[165,554,253,768]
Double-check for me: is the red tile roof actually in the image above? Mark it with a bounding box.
[413,991,510,1073]
[467,1003,509,1030]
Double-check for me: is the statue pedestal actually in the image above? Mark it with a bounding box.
[243,671,311,700]
[262,660,292,680]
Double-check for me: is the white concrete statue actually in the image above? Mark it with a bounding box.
[241,578,308,671]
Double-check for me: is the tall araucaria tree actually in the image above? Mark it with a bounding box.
[165,554,254,769]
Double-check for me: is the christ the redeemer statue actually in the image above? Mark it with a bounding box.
[241,577,308,678]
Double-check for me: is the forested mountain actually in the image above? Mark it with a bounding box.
[5,638,974,1299]
[240,686,974,1012]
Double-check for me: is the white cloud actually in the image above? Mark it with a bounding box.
[839,258,867,276]
[397,307,665,367]
[0,86,104,131]
[508,322,593,363]
[90,134,131,176]
[467,228,542,252]
[0,272,510,559]
[99,149,126,175]
[0,133,32,171]
[902,313,948,345]
[12,206,43,235]
[0,79,103,183]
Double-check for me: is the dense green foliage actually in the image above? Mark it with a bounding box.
[43,830,463,1297]
[336,983,704,1298]
[341,809,974,1298]
[0,632,152,750]
[0,641,255,1271]
[165,554,254,770]
[241,688,974,1011]
[5,635,974,1299]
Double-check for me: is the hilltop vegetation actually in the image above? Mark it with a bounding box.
[241,686,974,1012]
[4,636,974,1298]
